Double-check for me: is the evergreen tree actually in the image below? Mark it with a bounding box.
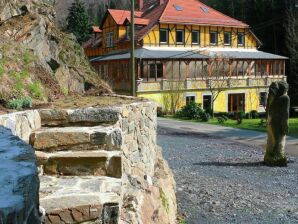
[284,0,298,106]
[66,0,91,44]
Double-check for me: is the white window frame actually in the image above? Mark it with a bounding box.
[186,95,196,105]
[106,32,114,48]
[224,32,231,46]
[192,30,200,44]
[160,29,169,44]
[210,31,218,45]
[237,32,245,46]
[176,29,185,44]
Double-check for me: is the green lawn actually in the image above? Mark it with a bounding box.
[208,118,298,138]
[169,116,298,138]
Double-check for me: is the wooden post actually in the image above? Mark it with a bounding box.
[179,60,181,80]
[162,61,166,79]
[229,60,232,77]
[186,61,190,79]
[248,61,252,76]
[278,60,282,77]
[194,60,197,79]
[266,60,270,76]
[201,60,204,80]
[171,60,174,80]
[147,61,149,81]
[283,60,286,76]
[236,60,239,78]
[155,60,157,81]
[117,61,120,80]
[208,60,212,77]
[130,0,136,96]
[137,59,141,79]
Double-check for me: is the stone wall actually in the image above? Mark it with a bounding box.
[116,102,177,224]
[0,111,41,223]
[0,100,177,223]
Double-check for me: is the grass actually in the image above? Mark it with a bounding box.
[168,116,298,138]
[208,118,298,138]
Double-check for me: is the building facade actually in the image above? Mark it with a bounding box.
[85,0,287,113]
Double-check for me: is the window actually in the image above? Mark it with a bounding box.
[210,32,218,45]
[200,6,209,13]
[228,93,245,112]
[149,63,163,80]
[192,31,200,44]
[238,32,245,46]
[186,96,195,105]
[174,5,183,11]
[160,29,168,44]
[176,30,184,44]
[203,95,212,110]
[259,92,267,107]
[224,32,231,45]
[106,32,114,47]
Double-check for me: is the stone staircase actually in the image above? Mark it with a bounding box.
[29,108,123,224]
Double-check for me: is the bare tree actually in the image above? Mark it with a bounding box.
[202,57,231,118]
[162,81,184,115]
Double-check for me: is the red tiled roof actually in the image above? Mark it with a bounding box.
[125,17,150,26]
[108,9,143,25]
[160,0,248,27]
[92,26,102,33]
[136,1,169,40]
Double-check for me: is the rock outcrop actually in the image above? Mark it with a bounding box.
[0,0,110,102]
[0,112,40,224]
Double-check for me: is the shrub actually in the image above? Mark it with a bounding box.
[217,115,228,124]
[157,107,164,117]
[175,102,203,120]
[258,119,267,127]
[235,112,245,124]
[7,97,32,110]
[29,82,43,98]
[201,112,210,122]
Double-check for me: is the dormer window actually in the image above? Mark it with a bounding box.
[210,31,218,45]
[176,30,184,44]
[106,32,114,48]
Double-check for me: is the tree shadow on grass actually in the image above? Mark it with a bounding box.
[193,161,264,167]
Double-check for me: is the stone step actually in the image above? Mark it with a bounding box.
[30,126,122,152]
[36,150,122,177]
[40,176,121,223]
[39,107,122,127]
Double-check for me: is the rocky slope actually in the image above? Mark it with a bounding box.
[54,0,130,27]
[0,0,111,103]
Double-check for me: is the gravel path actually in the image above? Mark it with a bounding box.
[157,126,298,224]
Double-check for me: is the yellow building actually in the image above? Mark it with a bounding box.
[86,0,287,113]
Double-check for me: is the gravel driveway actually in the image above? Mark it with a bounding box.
[157,125,298,224]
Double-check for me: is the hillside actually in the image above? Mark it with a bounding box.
[54,0,130,27]
[0,0,111,105]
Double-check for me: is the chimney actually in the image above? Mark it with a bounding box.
[138,0,144,10]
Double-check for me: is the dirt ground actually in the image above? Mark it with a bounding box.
[0,95,143,114]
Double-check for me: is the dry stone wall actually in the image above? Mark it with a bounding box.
[0,100,177,224]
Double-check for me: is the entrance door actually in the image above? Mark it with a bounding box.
[228,93,245,112]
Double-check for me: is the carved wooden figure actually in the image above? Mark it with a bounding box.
[264,81,290,166]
